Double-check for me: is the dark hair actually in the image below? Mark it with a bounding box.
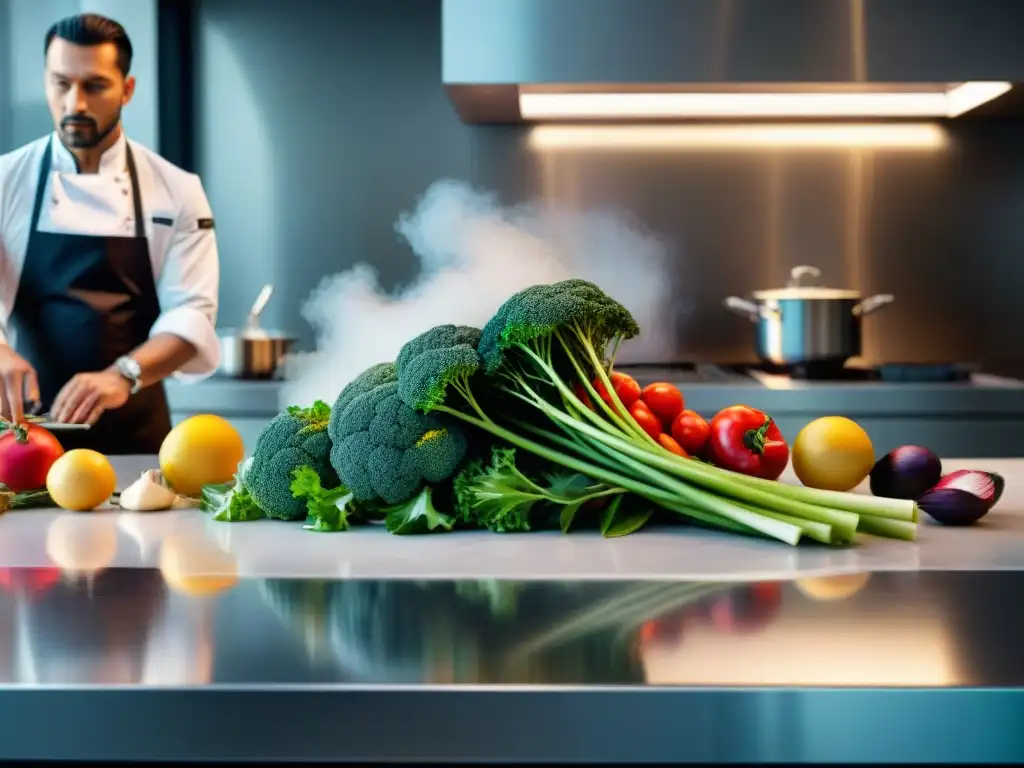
[44,13,133,76]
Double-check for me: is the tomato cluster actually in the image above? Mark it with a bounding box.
[576,372,789,481]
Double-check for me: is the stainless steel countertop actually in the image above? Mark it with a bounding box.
[0,456,1023,761]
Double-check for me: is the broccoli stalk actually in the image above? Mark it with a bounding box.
[394,280,917,547]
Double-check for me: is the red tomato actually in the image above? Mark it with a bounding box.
[0,423,64,492]
[671,410,711,455]
[640,382,685,426]
[706,405,789,480]
[572,382,595,411]
[658,433,689,458]
[629,401,663,440]
[593,371,642,409]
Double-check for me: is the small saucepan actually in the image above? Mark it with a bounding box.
[724,265,895,367]
[218,285,297,380]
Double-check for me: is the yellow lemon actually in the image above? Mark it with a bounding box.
[792,416,875,492]
[159,532,239,597]
[159,414,245,497]
[46,449,117,511]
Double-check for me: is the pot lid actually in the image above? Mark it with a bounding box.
[750,266,861,301]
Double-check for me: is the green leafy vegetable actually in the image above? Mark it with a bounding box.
[290,465,355,532]
[200,457,265,522]
[600,496,655,538]
[454,445,624,533]
[384,486,455,535]
[0,483,57,510]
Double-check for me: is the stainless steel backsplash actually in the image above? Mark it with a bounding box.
[518,121,1024,369]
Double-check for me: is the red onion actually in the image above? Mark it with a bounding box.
[869,445,942,499]
[918,469,1005,526]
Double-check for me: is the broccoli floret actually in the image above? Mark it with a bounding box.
[247,400,339,520]
[396,324,482,412]
[328,363,468,505]
[477,278,639,375]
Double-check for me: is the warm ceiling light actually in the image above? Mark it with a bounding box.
[519,82,1011,120]
[528,123,949,151]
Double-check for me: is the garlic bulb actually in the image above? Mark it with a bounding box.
[119,469,179,512]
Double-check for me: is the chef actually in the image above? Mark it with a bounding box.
[0,13,220,454]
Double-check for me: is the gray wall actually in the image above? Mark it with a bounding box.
[194,0,1024,373]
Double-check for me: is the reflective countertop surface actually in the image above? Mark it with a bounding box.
[0,568,1021,689]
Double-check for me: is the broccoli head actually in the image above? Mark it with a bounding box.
[395,324,482,412]
[246,400,339,520]
[328,363,468,505]
[478,279,639,374]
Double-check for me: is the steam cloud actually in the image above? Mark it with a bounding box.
[282,179,680,408]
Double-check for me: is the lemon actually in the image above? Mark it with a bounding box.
[159,532,239,597]
[46,449,118,511]
[792,416,875,492]
[159,414,245,497]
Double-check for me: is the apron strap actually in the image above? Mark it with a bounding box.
[30,139,146,240]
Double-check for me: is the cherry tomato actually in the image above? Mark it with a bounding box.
[593,371,642,409]
[629,401,663,440]
[572,382,595,411]
[706,405,789,480]
[658,432,689,457]
[671,410,710,455]
[640,382,685,426]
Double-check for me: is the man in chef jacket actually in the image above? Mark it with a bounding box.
[0,13,220,454]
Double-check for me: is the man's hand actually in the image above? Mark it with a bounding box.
[52,370,131,425]
[0,345,39,423]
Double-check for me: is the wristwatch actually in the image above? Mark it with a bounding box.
[114,356,143,395]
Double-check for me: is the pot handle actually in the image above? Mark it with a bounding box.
[724,296,779,322]
[852,293,895,317]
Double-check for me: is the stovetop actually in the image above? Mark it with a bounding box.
[616,361,984,385]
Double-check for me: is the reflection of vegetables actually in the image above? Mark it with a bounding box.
[869,446,942,499]
[391,280,916,546]
[0,421,63,492]
[707,582,783,634]
[200,457,264,521]
[118,469,179,511]
[707,406,789,481]
[45,516,118,576]
[258,579,332,659]
[328,361,468,506]
[795,572,871,601]
[453,446,624,533]
[159,532,239,597]
[247,401,339,521]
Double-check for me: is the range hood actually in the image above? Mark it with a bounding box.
[443,0,1024,124]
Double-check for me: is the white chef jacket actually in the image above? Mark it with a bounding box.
[0,132,220,381]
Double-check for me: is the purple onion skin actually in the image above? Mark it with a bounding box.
[919,488,990,526]
[869,446,943,499]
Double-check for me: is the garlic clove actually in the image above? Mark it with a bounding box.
[119,469,180,512]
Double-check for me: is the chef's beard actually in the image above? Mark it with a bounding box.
[59,110,121,149]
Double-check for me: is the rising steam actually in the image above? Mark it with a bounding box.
[282,179,680,408]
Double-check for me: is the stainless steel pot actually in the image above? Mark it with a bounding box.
[218,329,296,379]
[724,265,894,366]
[217,284,297,379]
